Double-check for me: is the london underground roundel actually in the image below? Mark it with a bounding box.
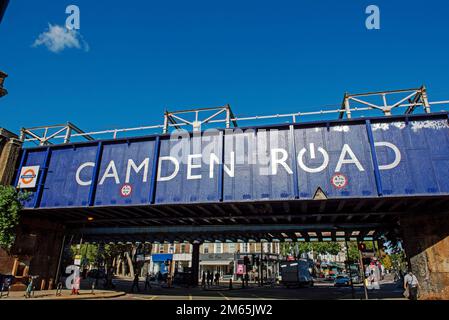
[331,173,348,189]
[120,184,133,197]
[17,165,40,189]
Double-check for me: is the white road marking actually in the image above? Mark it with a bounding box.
[218,292,230,300]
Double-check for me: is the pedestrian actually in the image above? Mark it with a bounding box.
[404,269,420,300]
[144,272,152,291]
[25,275,34,298]
[214,272,220,286]
[244,272,249,287]
[207,271,212,287]
[71,273,80,295]
[131,273,140,293]
[201,271,206,288]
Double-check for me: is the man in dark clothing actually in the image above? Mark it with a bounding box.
[144,273,152,291]
[131,273,140,292]
[207,271,212,287]
[201,271,206,288]
[214,272,220,286]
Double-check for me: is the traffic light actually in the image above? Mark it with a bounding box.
[358,243,366,251]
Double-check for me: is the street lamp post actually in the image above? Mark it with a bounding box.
[0,71,8,98]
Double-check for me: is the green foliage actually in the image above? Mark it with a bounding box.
[347,242,359,262]
[0,186,30,250]
[71,243,99,266]
[390,251,407,272]
[281,242,343,258]
[381,254,392,270]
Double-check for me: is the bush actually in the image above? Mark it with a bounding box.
[0,185,30,250]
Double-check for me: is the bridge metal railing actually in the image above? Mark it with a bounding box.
[18,87,449,146]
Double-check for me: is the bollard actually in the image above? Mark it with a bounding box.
[229,279,233,290]
[40,279,46,291]
[91,282,95,294]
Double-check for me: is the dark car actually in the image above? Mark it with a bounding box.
[334,275,351,287]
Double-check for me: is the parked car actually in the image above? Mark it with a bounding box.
[334,275,351,287]
[350,274,362,284]
[325,273,337,282]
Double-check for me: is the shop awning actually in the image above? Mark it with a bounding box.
[200,261,233,266]
[151,254,173,262]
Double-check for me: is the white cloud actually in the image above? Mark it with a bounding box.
[32,24,89,53]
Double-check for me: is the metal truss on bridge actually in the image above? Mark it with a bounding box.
[19,86,449,146]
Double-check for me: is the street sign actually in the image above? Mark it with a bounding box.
[17,165,40,189]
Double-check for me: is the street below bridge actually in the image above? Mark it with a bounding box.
[108,275,404,300]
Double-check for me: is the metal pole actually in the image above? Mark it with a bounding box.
[344,240,355,299]
[63,125,72,144]
[163,112,169,134]
[358,242,369,300]
[344,94,352,119]
[54,234,66,289]
[421,86,431,113]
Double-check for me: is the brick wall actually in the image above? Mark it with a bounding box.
[401,212,449,300]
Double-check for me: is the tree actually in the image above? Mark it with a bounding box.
[0,186,30,251]
[381,254,392,270]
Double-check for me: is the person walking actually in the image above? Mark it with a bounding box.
[144,272,152,291]
[201,271,206,288]
[25,275,34,298]
[207,271,212,287]
[404,269,420,300]
[130,273,140,293]
[244,272,249,287]
[214,272,220,286]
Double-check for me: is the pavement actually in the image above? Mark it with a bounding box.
[0,289,126,300]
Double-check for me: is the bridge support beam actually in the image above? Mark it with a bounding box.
[401,211,449,300]
[190,243,200,287]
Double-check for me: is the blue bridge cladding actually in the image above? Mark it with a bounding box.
[16,113,449,209]
[371,119,449,195]
[294,123,377,198]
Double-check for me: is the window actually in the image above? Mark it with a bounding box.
[240,243,249,253]
[203,245,209,254]
[263,242,269,253]
[228,243,236,253]
[215,243,223,254]
[181,244,186,254]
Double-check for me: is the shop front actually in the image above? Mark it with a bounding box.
[149,253,173,274]
[199,253,234,279]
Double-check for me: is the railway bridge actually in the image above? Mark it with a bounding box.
[1,89,449,299]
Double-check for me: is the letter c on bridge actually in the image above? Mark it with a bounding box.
[76,162,95,186]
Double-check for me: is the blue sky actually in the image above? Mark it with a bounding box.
[1,0,449,137]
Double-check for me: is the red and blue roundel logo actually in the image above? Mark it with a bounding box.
[120,184,133,197]
[331,173,348,189]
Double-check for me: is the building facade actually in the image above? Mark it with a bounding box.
[145,242,281,281]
